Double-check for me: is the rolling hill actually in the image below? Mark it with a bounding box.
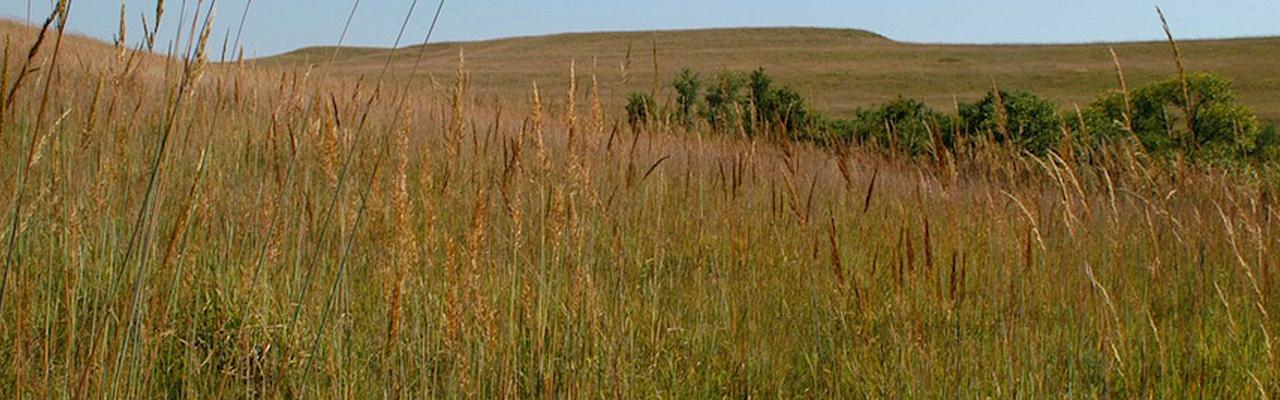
[257,27,1280,123]
[6,11,1280,397]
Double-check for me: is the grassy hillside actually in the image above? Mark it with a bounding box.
[259,27,1280,122]
[4,12,1280,398]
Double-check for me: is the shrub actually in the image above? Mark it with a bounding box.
[1083,72,1264,160]
[765,86,812,134]
[667,67,817,137]
[748,68,811,134]
[960,90,1062,154]
[673,68,703,127]
[835,98,954,156]
[625,92,656,128]
[748,68,774,110]
[1256,123,1280,161]
[664,67,1271,164]
[702,71,748,132]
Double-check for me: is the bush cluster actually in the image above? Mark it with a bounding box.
[1080,72,1273,161]
[627,68,1278,163]
[633,68,813,135]
[826,98,955,156]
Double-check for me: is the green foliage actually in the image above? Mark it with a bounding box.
[749,68,774,109]
[703,71,749,132]
[960,90,1062,154]
[625,91,657,128]
[1077,90,1135,147]
[766,87,812,133]
[748,68,811,134]
[667,67,1273,164]
[1082,72,1265,161]
[673,68,703,127]
[834,98,953,156]
[1255,124,1280,160]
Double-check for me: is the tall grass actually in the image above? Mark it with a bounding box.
[1,4,1279,398]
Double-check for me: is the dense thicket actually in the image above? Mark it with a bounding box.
[628,69,1278,163]
[1080,72,1276,161]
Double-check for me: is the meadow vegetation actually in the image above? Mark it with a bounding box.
[262,27,1280,124]
[632,67,1278,162]
[2,2,1280,398]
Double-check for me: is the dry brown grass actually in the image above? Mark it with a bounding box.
[1,8,1279,398]
[259,26,1280,123]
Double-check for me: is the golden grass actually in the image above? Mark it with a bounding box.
[1,7,1279,398]
[259,26,1280,123]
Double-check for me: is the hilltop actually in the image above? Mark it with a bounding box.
[257,27,1280,122]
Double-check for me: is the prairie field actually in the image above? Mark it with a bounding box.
[260,27,1280,123]
[1,4,1280,399]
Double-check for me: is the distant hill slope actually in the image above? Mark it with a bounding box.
[1,18,142,71]
[268,27,1279,123]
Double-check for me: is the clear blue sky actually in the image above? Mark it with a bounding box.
[4,1,1279,57]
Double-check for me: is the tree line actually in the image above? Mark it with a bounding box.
[627,68,1280,163]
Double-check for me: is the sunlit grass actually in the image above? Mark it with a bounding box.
[1,4,1279,398]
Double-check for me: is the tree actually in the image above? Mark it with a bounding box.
[765,86,811,134]
[625,92,656,129]
[960,90,1062,154]
[747,68,810,135]
[702,71,748,133]
[673,68,703,127]
[837,98,954,156]
[1256,124,1280,161]
[749,68,774,113]
[1082,72,1265,160]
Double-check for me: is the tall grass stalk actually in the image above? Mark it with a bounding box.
[0,4,1276,398]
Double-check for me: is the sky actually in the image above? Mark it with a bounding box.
[3,1,1279,57]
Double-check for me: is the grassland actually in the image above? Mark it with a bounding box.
[2,7,1280,399]
[260,27,1280,123]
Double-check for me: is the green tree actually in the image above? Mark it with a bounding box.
[673,68,703,127]
[837,98,954,156]
[625,92,656,129]
[747,68,810,135]
[1082,72,1265,160]
[703,71,748,132]
[749,68,774,112]
[765,86,811,134]
[960,90,1062,154]
[1257,124,1280,161]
